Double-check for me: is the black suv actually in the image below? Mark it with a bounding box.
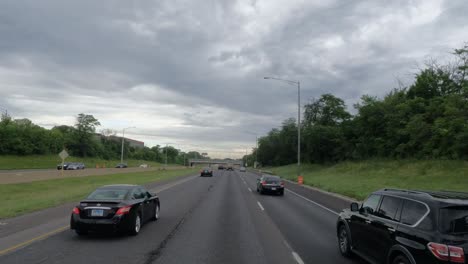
[337,189,468,264]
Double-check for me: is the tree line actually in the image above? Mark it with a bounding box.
[244,45,468,166]
[0,113,206,164]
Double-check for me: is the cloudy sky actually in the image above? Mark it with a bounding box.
[1,0,467,158]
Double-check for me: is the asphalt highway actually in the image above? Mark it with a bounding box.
[0,170,366,264]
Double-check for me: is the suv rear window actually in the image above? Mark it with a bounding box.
[401,200,428,226]
[439,207,468,234]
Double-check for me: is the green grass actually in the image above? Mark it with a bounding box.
[0,168,198,218]
[0,155,165,170]
[265,160,468,201]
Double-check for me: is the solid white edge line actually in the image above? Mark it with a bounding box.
[257,201,265,211]
[248,187,252,192]
[286,189,339,216]
[292,252,305,264]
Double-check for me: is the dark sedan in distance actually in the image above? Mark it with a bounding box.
[70,184,160,236]
[256,175,285,195]
[200,167,213,177]
[115,163,128,168]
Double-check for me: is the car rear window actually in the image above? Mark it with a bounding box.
[400,200,428,226]
[265,177,280,184]
[87,189,128,200]
[439,207,468,234]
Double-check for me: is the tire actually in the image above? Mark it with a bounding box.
[256,187,259,192]
[392,255,410,264]
[129,213,142,236]
[279,191,284,196]
[338,225,352,257]
[75,229,88,236]
[151,204,160,221]
[260,188,264,195]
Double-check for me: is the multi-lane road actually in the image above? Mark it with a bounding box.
[0,170,366,264]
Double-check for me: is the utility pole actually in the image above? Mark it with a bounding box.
[120,127,135,164]
[264,77,301,178]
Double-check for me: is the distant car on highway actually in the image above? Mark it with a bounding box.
[200,167,213,177]
[226,165,234,171]
[218,165,225,170]
[239,166,246,172]
[337,188,468,264]
[57,162,85,170]
[139,164,148,168]
[70,184,160,236]
[115,163,128,168]
[67,162,85,170]
[256,175,284,195]
[57,162,72,170]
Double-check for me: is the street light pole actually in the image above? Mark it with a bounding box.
[121,126,136,164]
[264,77,301,178]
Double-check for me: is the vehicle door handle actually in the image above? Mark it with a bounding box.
[388,227,396,233]
[365,220,372,224]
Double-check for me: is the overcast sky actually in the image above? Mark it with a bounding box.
[1,0,467,158]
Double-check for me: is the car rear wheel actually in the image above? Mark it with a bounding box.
[279,191,284,196]
[392,255,410,264]
[338,225,352,257]
[129,214,141,236]
[151,204,160,221]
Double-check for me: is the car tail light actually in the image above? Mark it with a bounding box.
[116,205,132,215]
[428,242,465,263]
[72,207,80,215]
[280,181,285,187]
[261,181,266,186]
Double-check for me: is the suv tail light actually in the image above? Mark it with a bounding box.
[261,181,266,186]
[72,207,80,215]
[116,205,132,216]
[280,181,285,187]
[428,242,465,263]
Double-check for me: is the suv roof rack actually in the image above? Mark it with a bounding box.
[381,188,433,197]
[382,188,468,200]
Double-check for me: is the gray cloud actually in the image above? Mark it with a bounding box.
[1,0,467,157]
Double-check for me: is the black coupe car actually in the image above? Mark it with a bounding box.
[256,175,284,195]
[200,167,213,177]
[70,184,160,236]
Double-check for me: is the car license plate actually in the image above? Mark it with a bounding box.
[91,209,104,217]
[271,187,277,191]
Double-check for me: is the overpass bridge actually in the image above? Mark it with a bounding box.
[188,159,243,167]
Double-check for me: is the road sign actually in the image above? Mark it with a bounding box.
[59,150,69,160]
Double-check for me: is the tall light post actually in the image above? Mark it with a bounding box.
[163,143,175,169]
[244,131,259,168]
[121,126,136,164]
[264,76,301,178]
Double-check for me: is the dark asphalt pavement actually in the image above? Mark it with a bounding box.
[0,170,367,264]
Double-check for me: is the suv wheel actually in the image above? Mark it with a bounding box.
[392,255,410,264]
[338,225,352,257]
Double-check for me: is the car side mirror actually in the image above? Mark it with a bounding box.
[350,202,359,212]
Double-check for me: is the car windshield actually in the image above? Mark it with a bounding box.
[439,207,468,234]
[86,189,129,200]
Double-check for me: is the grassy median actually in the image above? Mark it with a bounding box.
[0,155,164,170]
[0,168,198,218]
[266,160,468,201]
